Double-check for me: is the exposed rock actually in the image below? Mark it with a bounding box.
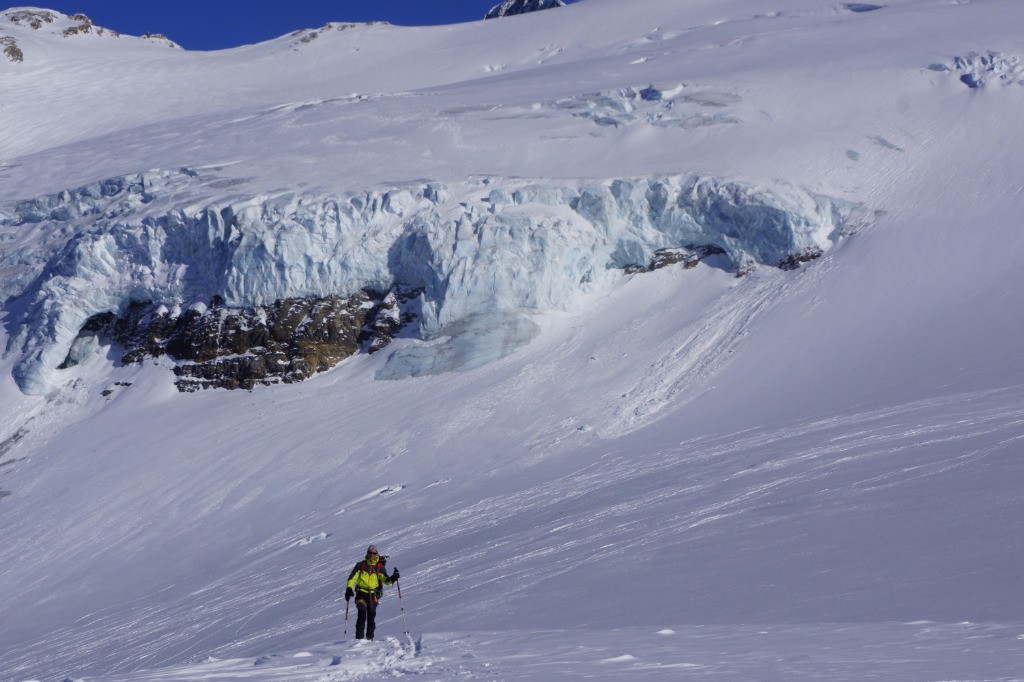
[366,289,422,354]
[63,289,419,392]
[100,381,131,398]
[62,14,94,37]
[141,32,177,47]
[292,22,389,47]
[4,10,57,29]
[623,245,727,274]
[1,36,22,63]
[66,14,112,37]
[485,0,567,20]
[777,245,823,270]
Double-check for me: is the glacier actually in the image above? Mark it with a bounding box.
[1,168,852,394]
[3,0,1024,678]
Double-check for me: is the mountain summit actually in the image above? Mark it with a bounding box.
[485,0,567,20]
[0,6,179,63]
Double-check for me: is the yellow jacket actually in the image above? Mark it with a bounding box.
[346,555,392,594]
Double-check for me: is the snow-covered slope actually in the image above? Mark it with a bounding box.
[1,1,1024,679]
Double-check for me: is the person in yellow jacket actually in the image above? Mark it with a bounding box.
[345,545,400,640]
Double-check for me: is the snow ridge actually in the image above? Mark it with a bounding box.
[0,7,181,56]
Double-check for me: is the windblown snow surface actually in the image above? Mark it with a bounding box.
[1,0,1024,679]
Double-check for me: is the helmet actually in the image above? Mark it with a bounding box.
[366,545,378,555]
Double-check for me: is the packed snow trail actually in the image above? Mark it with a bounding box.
[37,626,1024,680]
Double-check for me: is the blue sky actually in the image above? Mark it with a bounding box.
[22,1,568,50]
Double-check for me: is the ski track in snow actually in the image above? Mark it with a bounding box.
[394,385,1024,617]
[603,274,785,435]
[5,383,1023,680]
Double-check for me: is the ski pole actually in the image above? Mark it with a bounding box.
[395,571,412,639]
[344,599,350,640]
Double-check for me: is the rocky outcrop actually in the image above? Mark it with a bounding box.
[622,245,727,274]
[1,36,22,62]
[365,289,420,354]
[4,9,57,29]
[777,245,824,270]
[291,22,389,47]
[63,289,419,391]
[485,0,567,20]
[0,8,185,53]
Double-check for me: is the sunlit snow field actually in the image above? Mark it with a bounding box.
[1,0,1024,679]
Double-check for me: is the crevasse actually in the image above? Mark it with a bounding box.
[0,168,849,394]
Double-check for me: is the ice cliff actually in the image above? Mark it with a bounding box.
[0,169,850,394]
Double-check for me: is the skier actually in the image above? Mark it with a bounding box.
[345,545,400,641]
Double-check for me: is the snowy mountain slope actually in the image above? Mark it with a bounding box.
[3,0,1006,395]
[1,0,1024,679]
[4,264,1024,680]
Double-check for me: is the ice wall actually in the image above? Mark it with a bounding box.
[0,168,848,394]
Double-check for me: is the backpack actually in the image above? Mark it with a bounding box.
[349,556,387,600]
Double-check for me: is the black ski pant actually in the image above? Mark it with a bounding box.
[354,591,379,640]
